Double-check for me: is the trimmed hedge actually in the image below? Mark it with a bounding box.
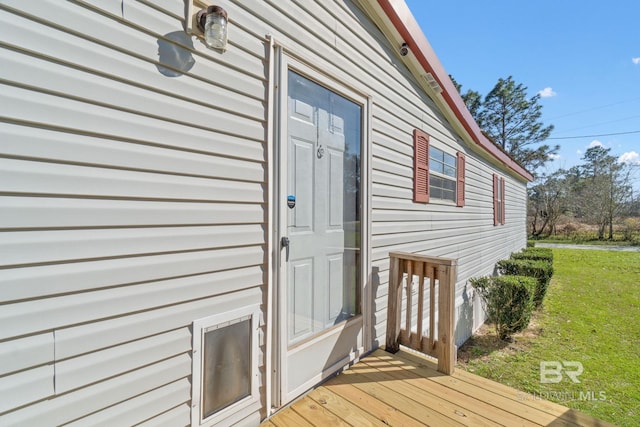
[512,247,553,263]
[470,275,537,340]
[497,258,553,307]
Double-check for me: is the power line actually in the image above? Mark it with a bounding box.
[546,97,640,121]
[550,114,640,134]
[547,130,640,140]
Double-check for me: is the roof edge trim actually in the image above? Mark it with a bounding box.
[377,0,534,182]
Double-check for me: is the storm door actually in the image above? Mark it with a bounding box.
[279,68,363,404]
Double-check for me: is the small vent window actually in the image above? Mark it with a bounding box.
[192,306,260,427]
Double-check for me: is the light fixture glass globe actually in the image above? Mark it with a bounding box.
[204,10,227,49]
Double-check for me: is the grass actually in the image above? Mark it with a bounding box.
[529,229,640,246]
[458,248,640,426]
[530,237,635,246]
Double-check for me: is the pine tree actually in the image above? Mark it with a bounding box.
[453,76,558,172]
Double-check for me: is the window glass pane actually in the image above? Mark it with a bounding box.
[202,320,251,419]
[287,71,361,345]
[443,165,455,177]
[430,147,444,162]
[444,153,456,166]
[429,147,458,197]
[429,172,457,202]
[336,90,361,324]
[430,187,443,199]
[430,158,444,174]
[443,178,456,191]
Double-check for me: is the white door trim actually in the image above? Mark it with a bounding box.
[270,49,372,409]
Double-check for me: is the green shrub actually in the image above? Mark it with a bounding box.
[470,275,536,340]
[497,258,553,307]
[524,247,553,256]
[526,241,536,248]
[511,247,553,264]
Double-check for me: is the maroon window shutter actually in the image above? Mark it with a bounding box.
[413,129,429,203]
[456,152,466,207]
[493,173,499,226]
[501,177,506,224]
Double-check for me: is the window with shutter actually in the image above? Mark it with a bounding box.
[493,174,505,225]
[413,129,463,205]
[493,173,499,226]
[413,129,429,203]
[500,177,506,224]
[456,152,465,207]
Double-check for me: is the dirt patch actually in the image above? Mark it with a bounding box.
[457,312,545,368]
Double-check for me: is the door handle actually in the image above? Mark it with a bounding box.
[281,236,290,261]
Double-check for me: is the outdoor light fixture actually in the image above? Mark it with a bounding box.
[196,5,228,50]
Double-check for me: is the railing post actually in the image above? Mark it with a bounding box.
[437,263,456,374]
[403,260,413,346]
[414,261,425,350]
[427,263,436,353]
[385,255,402,353]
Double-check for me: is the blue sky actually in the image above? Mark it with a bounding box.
[404,0,640,185]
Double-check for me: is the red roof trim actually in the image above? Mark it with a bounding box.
[377,0,534,182]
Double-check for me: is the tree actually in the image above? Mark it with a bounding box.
[453,76,558,173]
[450,75,482,119]
[569,146,633,239]
[528,169,569,237]
[478,77,557,172]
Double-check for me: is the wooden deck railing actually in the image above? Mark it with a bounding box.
[385,251,457,374]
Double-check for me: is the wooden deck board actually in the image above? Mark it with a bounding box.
[319,376,428,427]
[290,396,351,426]
[262,349,615,427]
[307,386,389,427]
[357,357,502,427]
[364,354,557,426]
[392,350,616,427]
[334,368,466,427]
[268,407,314,427]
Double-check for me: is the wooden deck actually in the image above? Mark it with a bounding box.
[262,349,614,427]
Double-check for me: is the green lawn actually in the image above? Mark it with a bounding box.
[529,237,636,247]
[458,248,640,426]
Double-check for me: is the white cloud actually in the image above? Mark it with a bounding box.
[588,140,604,148]
[619,151,640,165]
[577,149,582,155]
[538,87,557,98]
[548,153,561,160]
[632,57,640,65]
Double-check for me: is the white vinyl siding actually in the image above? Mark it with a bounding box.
[309,4,529,346]
[0,0,528,423]
[1,0,267,424]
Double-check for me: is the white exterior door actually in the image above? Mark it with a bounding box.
[279,68,363,404]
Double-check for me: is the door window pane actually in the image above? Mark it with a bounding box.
[287,71,362,345]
